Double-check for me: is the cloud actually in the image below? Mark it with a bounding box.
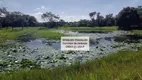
[41,6,46,9]
[61,12,65,14]
[60,15,89,22]
[0,13,6,17]
[30,12,45,22]
[30,12,89,22]
[34,5,48,11]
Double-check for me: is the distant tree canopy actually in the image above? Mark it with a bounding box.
[0,8,37,29]
[116,7,140,30]
[66,6,142,30]
[137,6,142,27]
[0,6,142,30]
[67,12,115,27]
[41,12,60,28]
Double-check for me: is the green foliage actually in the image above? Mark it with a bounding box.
[132,30,142,35]
[35,29,67,40]
[88,12,115,27]
[117,7,140,30]
[137,6,142,26]
[41,12,60,28]
[0,49,142,80]
[0,28,38,43]
[0,27,68,44]
[53,26,118,32]
[20,59,39,68]
[0,8,37,29]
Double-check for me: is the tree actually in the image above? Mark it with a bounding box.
[41,12,60,28]
[0,7,9,16]
[58,19,65,27]
[0,7,9,29]
[136,6,142,27]
[89,11,96,20]
[116,7,140,30]
[96,12,105,26]
[78,19,91,27]
[105,14,115,26]
[28,16,37,27]
[89,11,96,26]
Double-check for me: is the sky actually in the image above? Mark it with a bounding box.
[0,0,142,22]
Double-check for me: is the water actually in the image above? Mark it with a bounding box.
[25,39,61,50]
[25,37,115,50]
[0,31,142,70]
[25,32,142,51]
[26,39,44,47]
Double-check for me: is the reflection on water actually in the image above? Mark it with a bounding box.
[25,34,142,50]
[25,38,115,50]
[26,39,44,47]
[90,37,114,47]
[25,39,61,50]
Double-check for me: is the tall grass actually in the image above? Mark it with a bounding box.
[0,49,142,80]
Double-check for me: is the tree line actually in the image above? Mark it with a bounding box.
[0,6,142,30]
[0,8,37,29]
[65,6,142,30]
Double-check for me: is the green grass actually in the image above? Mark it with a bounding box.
[0,28,38,43]
[52,26,118,32]
[132,30,142,35]
[1,49,142,80]
[35,29,67,40]
[0,27,67,43]
[0,26,118,43]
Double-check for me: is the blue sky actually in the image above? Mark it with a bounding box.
[0,0,142,22]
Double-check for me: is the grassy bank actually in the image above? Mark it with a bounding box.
[0,28,38,43]
[35,29,67,40]
[0,26,117,43]
[132,30,142,35]
[52,26,118,32]
[0,49,142,80]
[0,27,66,43]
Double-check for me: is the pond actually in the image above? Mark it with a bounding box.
[24,31,142,51]
[0,31,142,71]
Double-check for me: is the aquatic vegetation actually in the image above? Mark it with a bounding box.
[0,49,142,80]
[132,30,142,35]
[0,28,142,80]
[0,32,141,71]
[20,59,40,68]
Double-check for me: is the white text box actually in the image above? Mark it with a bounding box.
[61,37,89,51]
